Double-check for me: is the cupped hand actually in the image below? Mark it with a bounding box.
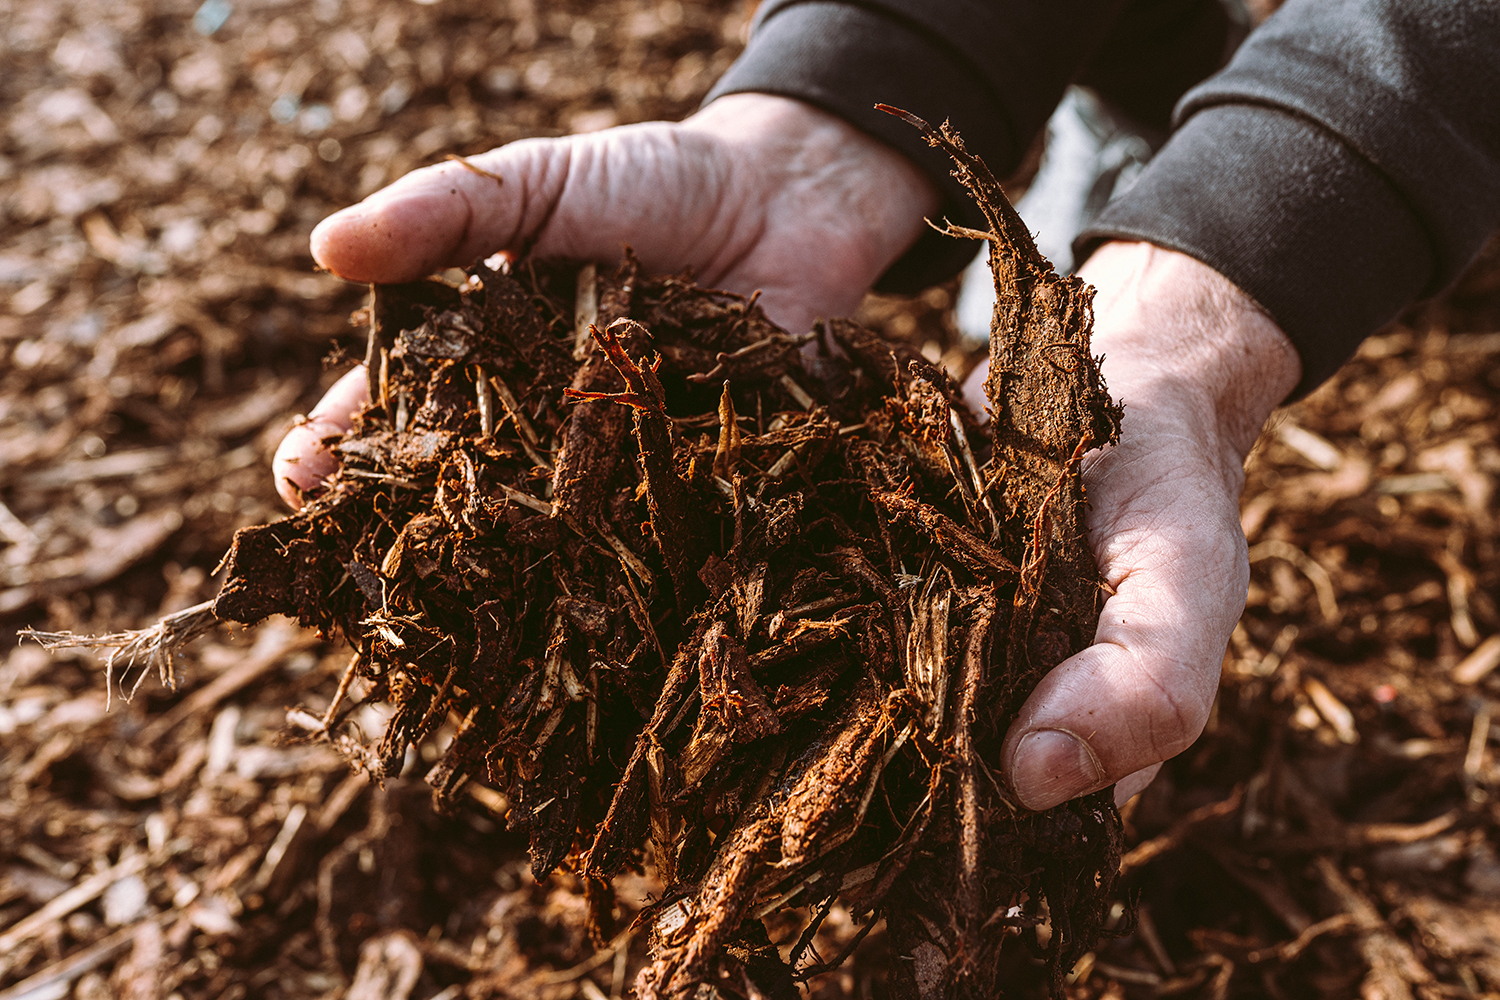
[273,94,938,507]
[964,241,1303,810]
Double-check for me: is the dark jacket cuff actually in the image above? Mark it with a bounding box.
[1177,3,1500,296]
[1078,105,1434,396]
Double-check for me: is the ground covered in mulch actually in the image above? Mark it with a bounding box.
[3,0,1500,997]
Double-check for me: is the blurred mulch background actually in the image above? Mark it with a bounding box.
[3,0,1500,997]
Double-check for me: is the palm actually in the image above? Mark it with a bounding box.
[312,95,935,334]
[279,94,935,507]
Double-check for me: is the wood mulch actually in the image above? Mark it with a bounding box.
[3,0,1500,997]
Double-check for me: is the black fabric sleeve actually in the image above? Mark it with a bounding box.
[1076,0,1239,134]
[704,0,1132,292]
[1078,0,1500,395]
[703,0,1237,293]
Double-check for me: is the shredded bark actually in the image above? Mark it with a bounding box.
[35,120,1126,996]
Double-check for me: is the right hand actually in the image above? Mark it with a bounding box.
[964,242,1300,810]
[273,94,939,508]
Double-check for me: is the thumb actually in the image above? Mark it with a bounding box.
[310,135,575,283]
[1001,457,1249,811]
[310,123,742,285]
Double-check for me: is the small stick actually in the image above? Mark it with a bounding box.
[949,407,1000,536]
[1135,904,1176,976]
[1454,633,1500,684]
[501,484,554,516]
[596,524,656,592]
[1248,913,1358,964]
[1121,786,1244,873]
[489,373,553,470]
[251,803,308,891]
[0,852,154,954]
[475,364,495,437]
[1248,540,1340,623]
[778,373,815,410]
[0,913,169,1000]
[955,592,997,954]
[765,448,799,480]
[364,285,386,407]
[684,328,813,384]
[534,927,634,984]
[322,650,363,730]
[1312,856,1433,995]
[1466,700,1493,788]
[444,153,503,183]
[377,336,391,413]
[412,658,460,740]
[0,497,36,546]
[573,262,598,360]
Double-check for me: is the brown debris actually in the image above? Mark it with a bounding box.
[21,107,1128,996]
[8,0,1500,997]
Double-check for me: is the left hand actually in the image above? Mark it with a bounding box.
[272,94,938,507]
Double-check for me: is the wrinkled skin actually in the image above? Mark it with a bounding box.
[277,93,1301,809]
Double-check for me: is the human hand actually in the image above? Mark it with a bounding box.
[273,94,938,507]
[964,241,1302,809]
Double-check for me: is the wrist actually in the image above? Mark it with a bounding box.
[1079,241,1302,465]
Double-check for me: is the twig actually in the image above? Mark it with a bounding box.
[777,374,815,410]
[1121,786,1244,873]
[489,372,553,471]
[21,599,220,707]
[794,917,881,981]
[321,649,363,731]
[573,262,599,360]
[0,497,37,547]
[955,591,998,956]
[535,929,634,984]
[0,852,153,954]
[1312,856,1432,999]
[1465,700,1492,789]
[1453,633,1500,684]
[1248,913,1358,964]
[444,152,503,183]
[1248,540,1340,623]
[0,913,170,1000]
[475,363,495,437]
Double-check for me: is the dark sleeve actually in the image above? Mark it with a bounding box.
[703,0,1134,293]
[1077,0,1500,395]
[703,0,1236,293]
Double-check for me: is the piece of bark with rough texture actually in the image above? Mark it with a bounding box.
[551,258,640,523]
[567,318,708,612]
[698,621,780,741]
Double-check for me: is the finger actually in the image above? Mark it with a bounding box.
[311,127,737,285]
[1114,763,1162,808]
[1002,480,1246,811]
[272,366,370,509]
[310,137,571,283]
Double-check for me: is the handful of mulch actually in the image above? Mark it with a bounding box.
[29,118,1124,998]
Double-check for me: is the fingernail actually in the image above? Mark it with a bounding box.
[1009,729,1105,811]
